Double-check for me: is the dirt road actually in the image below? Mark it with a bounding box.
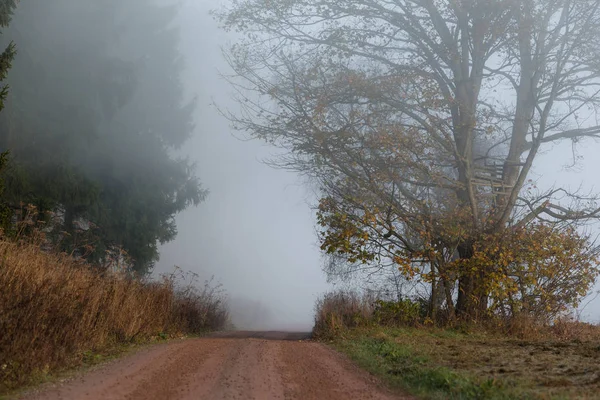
[21,332,407,400]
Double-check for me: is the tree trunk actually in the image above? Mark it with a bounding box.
[430,276,437,321]
[455,242,487,319]
[442,275,456,320]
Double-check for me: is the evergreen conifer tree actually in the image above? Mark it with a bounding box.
[0,0,17,232]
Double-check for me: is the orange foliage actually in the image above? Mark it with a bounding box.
[318,192,599,322]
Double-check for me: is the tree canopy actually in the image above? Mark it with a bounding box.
[216,0,600,319]
[0,0,205,273]
[0,0,17,233]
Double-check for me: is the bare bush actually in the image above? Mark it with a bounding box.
[166,269,230,335]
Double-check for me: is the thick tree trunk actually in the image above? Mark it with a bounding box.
[456,275,473,317]
[455,242,487,319]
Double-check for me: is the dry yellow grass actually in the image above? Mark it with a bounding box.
[312,290,376,339]
[0,239,228,392]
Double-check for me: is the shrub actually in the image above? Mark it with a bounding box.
[313,290,429,338]
[168,271,230,335]
[315,290,600,345]
[373,299,422,326]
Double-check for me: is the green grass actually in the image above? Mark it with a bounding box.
[333,335,522,399]
[329,328,589,400]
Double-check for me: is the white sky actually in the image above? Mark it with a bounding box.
[155,0,330,331]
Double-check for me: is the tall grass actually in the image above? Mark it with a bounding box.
[313,290,375,339]
[0,239,229,392]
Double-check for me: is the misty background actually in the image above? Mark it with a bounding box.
[157,0,600,325]
[159,0,600,328]
[1,0,598,331]
[154,0,330,330]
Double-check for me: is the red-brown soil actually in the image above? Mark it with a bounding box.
[19,332,410,400]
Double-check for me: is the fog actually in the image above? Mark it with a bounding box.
[2,0,598,331]
[154,0,330,331]
[535,147,600,322]
[157,1,600,327]
[154,0,600,326]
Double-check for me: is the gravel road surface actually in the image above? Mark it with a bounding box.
[20,331,409,400]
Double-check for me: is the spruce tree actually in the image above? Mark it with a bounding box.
[0,0,17,232]
[0,0,204,273]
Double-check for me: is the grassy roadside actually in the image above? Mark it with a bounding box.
[0,238,230,395]
[328,327,600,400]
